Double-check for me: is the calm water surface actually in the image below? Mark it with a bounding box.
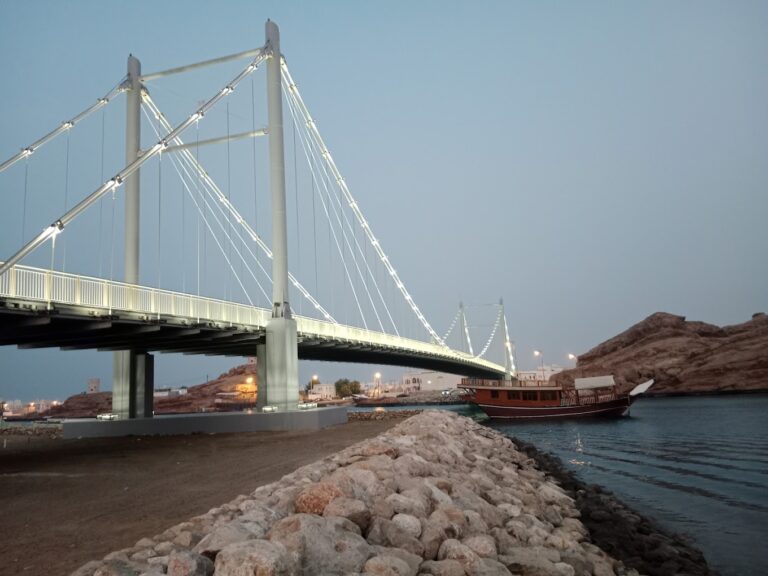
[488,395,768,576]
[353,396,768,575]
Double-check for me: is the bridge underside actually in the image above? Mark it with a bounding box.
[0,300,503,379]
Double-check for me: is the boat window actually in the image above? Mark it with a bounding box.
[507,390,521,400]
[522,391,538,401]
[490,390,499,399]
[540,391,558,401]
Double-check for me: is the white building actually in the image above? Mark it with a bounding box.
[87,378,101,394]
[154,387,189,398]
[516,365,563,385]
[401,370,463,391]
[309,383,336,400]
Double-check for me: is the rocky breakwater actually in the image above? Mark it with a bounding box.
[73,411,639,576]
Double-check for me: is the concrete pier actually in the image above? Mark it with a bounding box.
[61,407,347,439]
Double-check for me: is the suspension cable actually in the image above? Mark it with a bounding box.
[140,103,272,307]
[142,93,336,322]
[21,158,29,244]
[0,80,125,175]
[62,130,71,272]
[140,103,268,307]
[442,307,462,341]
[477,305,504,358]
[284,90,395,333]
[0,53,267,278]
[284,95,370,329]
[282,61,443,345]
[98,107,106,278]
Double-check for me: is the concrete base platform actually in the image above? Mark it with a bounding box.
[61,407,348,439]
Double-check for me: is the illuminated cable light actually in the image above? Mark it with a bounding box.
[63,121,74,129]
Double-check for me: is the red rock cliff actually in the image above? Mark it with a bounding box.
[552,312,768,395]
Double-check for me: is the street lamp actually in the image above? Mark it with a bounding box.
[374,372,382,397]
[567,353,577,367]
[533,350,544,383]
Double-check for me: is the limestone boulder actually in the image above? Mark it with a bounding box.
[294,481,343,514]
[166,550,214,576]
[437,539,480,573]
[363,554,414,576]
[267,513,372,574]
[323,496,371,531]
[391,513,422,538]
[214,540,296,576]
[418,559,467,576]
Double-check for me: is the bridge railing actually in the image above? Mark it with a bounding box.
[0,264,271,327]
[0,264,505,373]
[294,315,501,370]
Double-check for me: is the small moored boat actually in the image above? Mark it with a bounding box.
[461,375,654,420]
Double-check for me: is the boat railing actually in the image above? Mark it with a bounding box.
[461,378,553,388]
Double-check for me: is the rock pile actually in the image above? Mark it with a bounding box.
[72,411,641,576]
[0,424,61,438]
[348,410,423,421]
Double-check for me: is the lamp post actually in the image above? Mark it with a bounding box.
[533,350,544,384]
[374,372,381,397]
[567,353,577,367]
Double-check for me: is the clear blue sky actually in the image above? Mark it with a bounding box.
[1,1,766,402]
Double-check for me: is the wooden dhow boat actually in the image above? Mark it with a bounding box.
[461,375,654,420]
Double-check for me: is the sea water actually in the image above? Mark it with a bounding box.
[489,394,768,576]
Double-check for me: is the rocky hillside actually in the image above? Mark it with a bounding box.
[45,364,257,418]
[552,312,768,395]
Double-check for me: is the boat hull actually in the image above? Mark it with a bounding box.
[475,396,633,420]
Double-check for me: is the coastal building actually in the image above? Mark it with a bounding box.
[87,378,100,394]
[401,370,464,391]
[307,383,336,401]
[153,387,189,398]
[516,364,563,385]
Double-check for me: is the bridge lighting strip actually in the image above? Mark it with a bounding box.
[0,53,268,278]
[0,81,126,176]
[477,305,503,358]
[281,60,446,347]
[283,90,383,332]
[462,306,475,356]
[141,94,337,324]
[442,307,462,342]
[502,307,516,375]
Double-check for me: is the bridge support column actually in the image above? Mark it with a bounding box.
[263,20,299,411]
[266,320,298,411]
[113,351,154,418]
[256,342,267,409]
[113,54,147,419]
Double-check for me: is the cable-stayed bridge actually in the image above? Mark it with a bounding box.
[0,21,516,421]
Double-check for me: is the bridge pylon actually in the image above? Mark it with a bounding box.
[263,19,299,411]
[113,54,154,419]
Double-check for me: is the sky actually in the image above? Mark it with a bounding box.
[1,0,766,402]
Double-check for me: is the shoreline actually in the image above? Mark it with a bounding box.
[65,410,717,576]
[2,410,719,576]
[512,437,716,576]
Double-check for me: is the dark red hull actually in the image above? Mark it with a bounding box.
[475,396,633,420]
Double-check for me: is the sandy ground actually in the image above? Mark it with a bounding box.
[0,419,399,576]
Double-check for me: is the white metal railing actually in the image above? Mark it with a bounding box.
[0,264,271,327]
[0,264,506,374]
